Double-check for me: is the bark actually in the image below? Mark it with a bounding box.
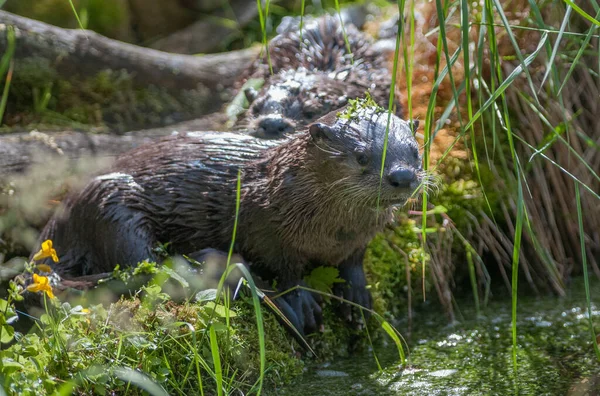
[0,10,258,109]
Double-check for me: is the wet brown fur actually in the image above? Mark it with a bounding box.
[35,107,422,288]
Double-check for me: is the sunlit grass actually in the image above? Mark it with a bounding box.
[256,0,273,74]
[394,0,600,377]
[0,25,15,126]
[67,0,86,30]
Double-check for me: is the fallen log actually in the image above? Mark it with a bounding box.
[0,112,228,176]
[0,10,258,95]
[0,11,258,130]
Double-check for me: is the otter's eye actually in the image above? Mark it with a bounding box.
[251,98,265,115]
[413,148,420,161]
[356,152,370,166]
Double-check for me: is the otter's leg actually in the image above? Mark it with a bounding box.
[189,249,322,340]
[192,248,324,335]
[334,248,372,323]
[275,280,323,336]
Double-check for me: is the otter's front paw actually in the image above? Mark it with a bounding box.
[334,265,372,324]
[274,286,322,336]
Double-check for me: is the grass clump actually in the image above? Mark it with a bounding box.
[1,255,303,395]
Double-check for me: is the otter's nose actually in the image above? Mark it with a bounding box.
[257,117,294,138]
[387,167,416,189]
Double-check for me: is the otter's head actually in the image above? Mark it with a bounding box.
[241,69,349,139]
[306,103,425,207]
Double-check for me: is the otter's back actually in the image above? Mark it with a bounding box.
[38,132,276,276]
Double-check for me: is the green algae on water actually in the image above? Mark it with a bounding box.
[277,277,600,395]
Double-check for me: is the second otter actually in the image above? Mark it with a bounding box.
[34,103,423,335]
[236,15,403,139]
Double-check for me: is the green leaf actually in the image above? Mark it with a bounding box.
[195,289,218,302]
[159,266,189,288]
[1,357,24,371]
[204,302,237,318]
[110,366,169,396]
[304,267,344,294]
[0,324,14,343]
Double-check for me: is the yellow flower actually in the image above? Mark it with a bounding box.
[26,273,55,299]
[81,308,90,314]
[32,240,59,263]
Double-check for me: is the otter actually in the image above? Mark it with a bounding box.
[33,102,423,335]
[235,15,403,139]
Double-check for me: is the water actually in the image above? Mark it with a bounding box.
[275,279,600,395]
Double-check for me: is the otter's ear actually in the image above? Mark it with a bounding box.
[244,87,258,104]
[409,119,419,135]
[309,123,335,142]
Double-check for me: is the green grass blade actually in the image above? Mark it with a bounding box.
[256,0,273,74]
[511,133,600,201]
[464,32,549,131]
[564,0,600,26]
[212,168,265,394]
[558,7,600,95]
[234,264,266,395]
[293,284,407,365]
[401,0,415,121]
[511,176,525,376]
[434,0,464,129]
[209,325,223,396]
[517,93,600,185]
[377,0,405,214]
[0,26,15,126]
[0,26,15,79]
[539,6,572,91]
[491,0,539,104]
[575,183,600,361]
[226,169,242,269]
[299,0,306,40]
[67,0,86,30]
[381,320,406,364]
[111,366,169,396]
[334,0,353,62]
[466,248,480,315]
[0,61,12,127]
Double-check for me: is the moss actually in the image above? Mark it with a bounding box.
[364,214,431,320]
[227,304,304,386]
[4,60,210,132]
[337,94,383,122]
